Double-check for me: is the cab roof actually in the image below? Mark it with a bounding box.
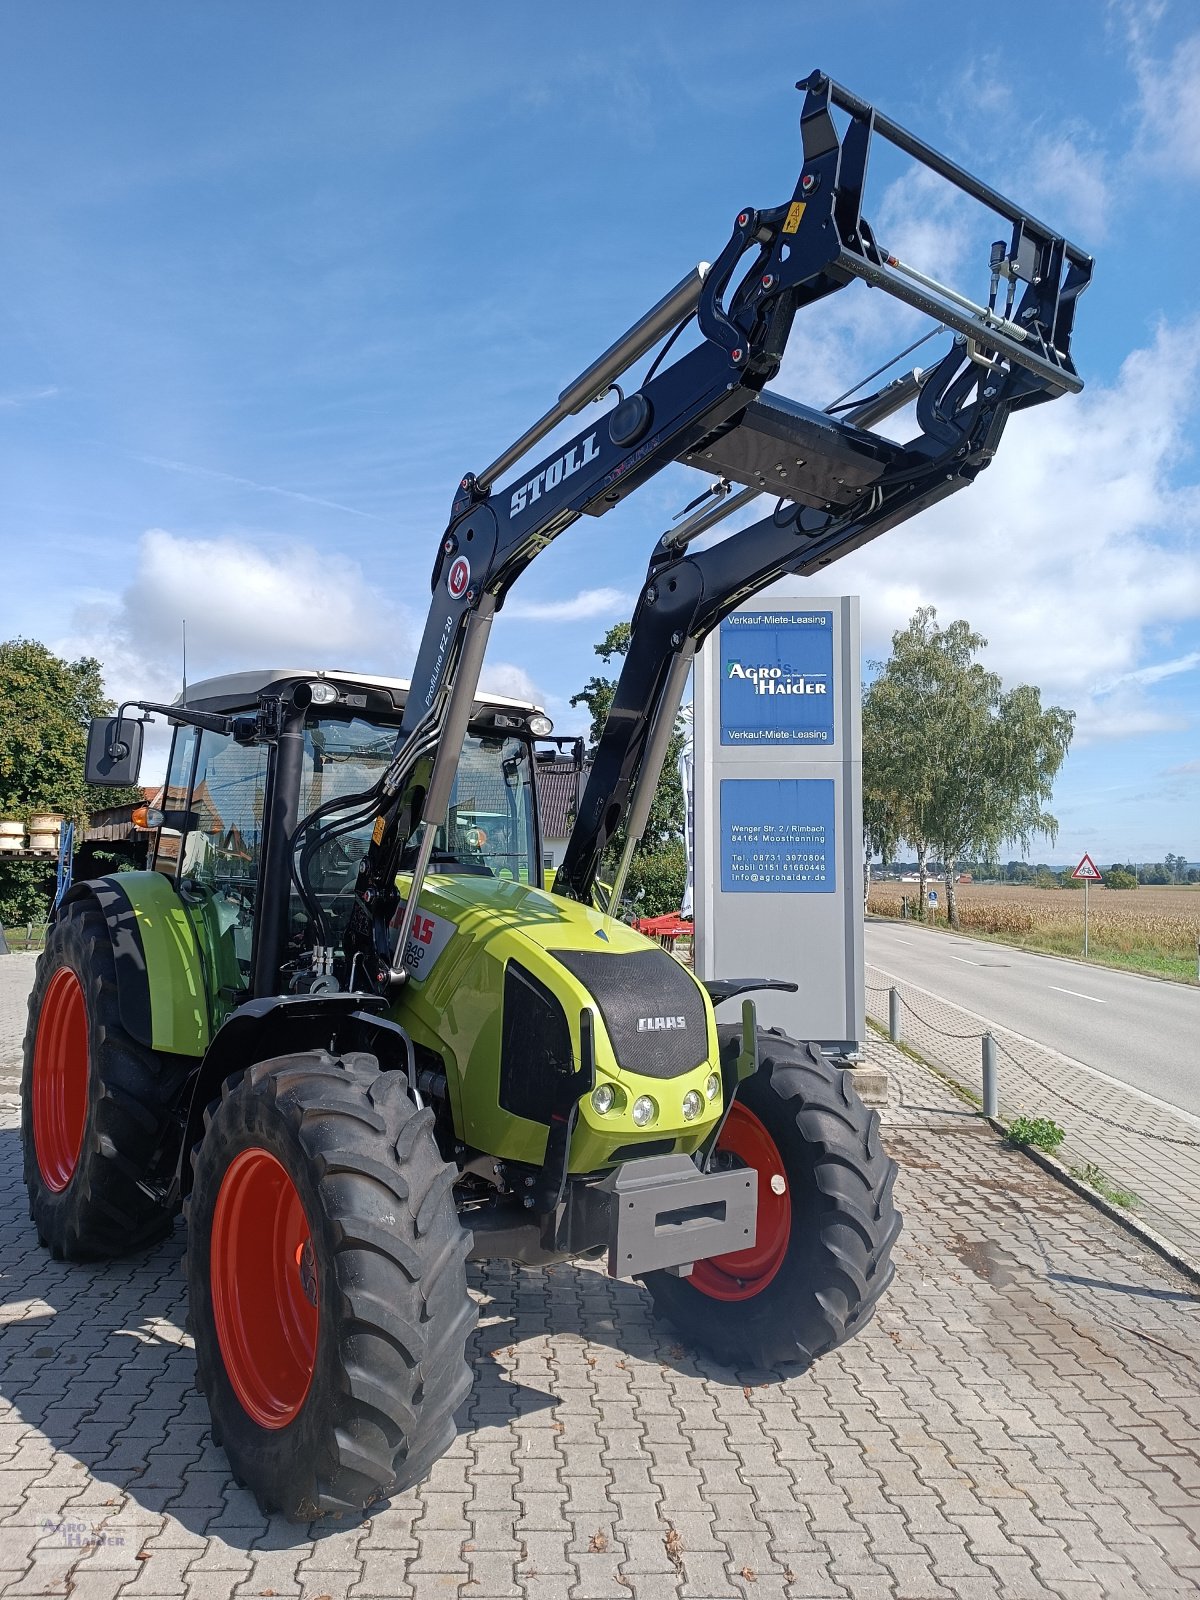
[176,667,542,721]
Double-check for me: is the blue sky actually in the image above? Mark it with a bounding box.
[1,1,1197,863]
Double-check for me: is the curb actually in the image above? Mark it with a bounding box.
[865,1009,1200,1287]
[866,967,1200,1135]
[994,1123,1200,1287]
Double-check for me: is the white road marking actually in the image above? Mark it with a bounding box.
[1048,985,1105,1004]
[948,954,982,966]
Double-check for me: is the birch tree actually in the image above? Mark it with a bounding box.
[862,608,1074,927]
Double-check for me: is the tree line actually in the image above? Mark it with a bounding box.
[0,638,143,927]
[876,858,1198,890]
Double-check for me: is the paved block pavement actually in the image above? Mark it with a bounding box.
[3,956,1200,1597]
[865,964,1200,1266]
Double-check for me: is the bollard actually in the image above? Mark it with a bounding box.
[888,986,901,1045]
[982,1032,998,1118]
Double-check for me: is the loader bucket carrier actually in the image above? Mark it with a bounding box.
[333,69,1090,979]
[25,70,1090,1520]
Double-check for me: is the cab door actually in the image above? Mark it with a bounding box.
[167,726,271,1028]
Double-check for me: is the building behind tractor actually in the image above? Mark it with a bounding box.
[23,71,1091,1518]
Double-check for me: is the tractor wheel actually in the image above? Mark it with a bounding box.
[184,1051,476,1519]
[644,1028,900,1369]
[21,896,191,1260]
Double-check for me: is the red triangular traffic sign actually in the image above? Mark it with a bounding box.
[1072,852,1102,881]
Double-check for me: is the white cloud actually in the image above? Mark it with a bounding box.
[477,661,541,703]
[114,528,410,671]
[773,159,986,420]
[875,164,975,289]
[134,453,382,521]
[1095,650,1200,693]
[56,529,414,769]
[504,586,632,623]
[1024,131,1111,241]
[56,527,549,775]
[1133,29,1200,179]
[765,319,1200,746]
[1109,0,1168,53]
[0,385,59,408]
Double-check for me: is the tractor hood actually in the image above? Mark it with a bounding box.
[388,872,721,1170]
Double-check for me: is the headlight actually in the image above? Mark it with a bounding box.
[529,713,554,736]
[307,680,339,705]
[682,1090,703,1121]
[591,1084,615,1115]
[704,1073,721,1101]
[631,1095,656,1127]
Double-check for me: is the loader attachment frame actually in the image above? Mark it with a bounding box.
[333,69,1091,991]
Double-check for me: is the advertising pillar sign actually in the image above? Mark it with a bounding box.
[694,596,863,1053]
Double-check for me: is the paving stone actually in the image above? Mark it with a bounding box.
[350,1548,415,1597]
[2,966,1200,1600]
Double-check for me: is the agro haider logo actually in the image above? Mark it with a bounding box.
[725,657,829,697]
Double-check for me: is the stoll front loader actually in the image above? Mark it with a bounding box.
[23,72,1090,1517]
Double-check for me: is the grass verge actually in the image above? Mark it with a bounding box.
[870,912,1199,984]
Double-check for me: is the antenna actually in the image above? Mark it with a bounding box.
[181,619,187,704]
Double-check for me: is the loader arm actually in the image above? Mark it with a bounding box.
[333,68,1091,991]
[553,342,1030,904]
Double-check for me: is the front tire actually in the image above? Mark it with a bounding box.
[184,1051,476,1519]
[21,896,191,1260]
[644,1029,901,1368]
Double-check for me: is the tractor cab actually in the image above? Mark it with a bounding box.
[146,669,547,1022]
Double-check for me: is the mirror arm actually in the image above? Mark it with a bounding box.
[113,700,235,751]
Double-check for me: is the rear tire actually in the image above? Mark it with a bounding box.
[644,1028,900,1368]
[184,1051,476,1519]
[21,896,191,1260]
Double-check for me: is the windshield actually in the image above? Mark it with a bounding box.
[294,719,539,948]
[433,732,539,880]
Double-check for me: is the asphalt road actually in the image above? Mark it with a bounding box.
[865,918,1200,1119]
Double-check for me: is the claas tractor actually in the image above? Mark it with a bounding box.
[22,71,1091,1518]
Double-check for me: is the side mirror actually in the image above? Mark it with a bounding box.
[85,716,144,787]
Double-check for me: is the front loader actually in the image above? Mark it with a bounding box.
[22,71,1091,1518]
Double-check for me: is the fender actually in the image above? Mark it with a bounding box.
[175,994,416,1199]
[64,874,211,1057]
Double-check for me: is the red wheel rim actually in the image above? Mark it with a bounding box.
[32,967,89,1192]
[210,1148,319,1429]
[691,1103,791,1302]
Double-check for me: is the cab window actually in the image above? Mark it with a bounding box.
[442,734,538,883]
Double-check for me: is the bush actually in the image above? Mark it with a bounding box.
[1104,867,1137,890]
[619,840,688,918]
[0,857,56,927]
[1007,1115,1065,1152]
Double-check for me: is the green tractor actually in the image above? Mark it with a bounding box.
[23,70,1089,1518]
